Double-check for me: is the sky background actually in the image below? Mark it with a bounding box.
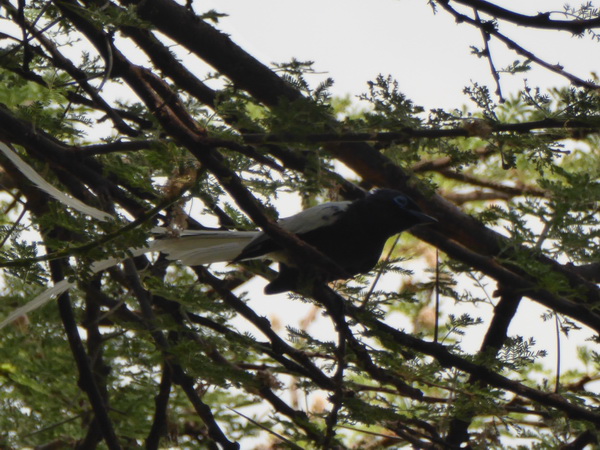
[196,0,598,109]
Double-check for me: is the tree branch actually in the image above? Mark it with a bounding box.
[445,288,522,446]
[145,364,172,450]
[121,260,239,449]
[442,0,600,33]
[437,0,600,89]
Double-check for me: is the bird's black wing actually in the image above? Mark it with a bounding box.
[233,201,351,261]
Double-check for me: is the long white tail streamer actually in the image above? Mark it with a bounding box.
[0,279,73,330]
[0,141,118,329]
[150,230,258,265]
[0,230,262,329]
[0,142,113,222]
[0,145,269,329]
[0,249,149,330]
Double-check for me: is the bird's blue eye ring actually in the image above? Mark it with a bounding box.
[394,195,408,207]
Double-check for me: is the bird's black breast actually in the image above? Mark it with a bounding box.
[296,212,388,278]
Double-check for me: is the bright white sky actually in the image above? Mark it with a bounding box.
[198,0,598,109]
[189,0,599,397]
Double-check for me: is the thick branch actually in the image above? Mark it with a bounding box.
[127,0,303,106]
[122,260,239,449]
[19,181,122,449]
[145,364,172,450]
[51,261,122,450]
[347,303,600,425]
[241,117,600,144]
[322,142,600,312]
[445,288,523,446]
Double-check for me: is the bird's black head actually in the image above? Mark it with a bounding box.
[366,189,437,230]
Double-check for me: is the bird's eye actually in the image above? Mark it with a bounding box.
[394,195,408,208]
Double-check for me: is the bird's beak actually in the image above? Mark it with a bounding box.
[409,210,438,225]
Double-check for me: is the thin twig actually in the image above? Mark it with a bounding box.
[474,9,504,102]
[0,203,28,250]
[360,235,400,308]
[323,324,347,447]
[434,249,440,343]
[228,408,303,450]
[555,313,561,393]
[438,1,600,90]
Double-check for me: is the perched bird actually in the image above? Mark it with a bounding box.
[154,189,436,294]
[0,189,436,330]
